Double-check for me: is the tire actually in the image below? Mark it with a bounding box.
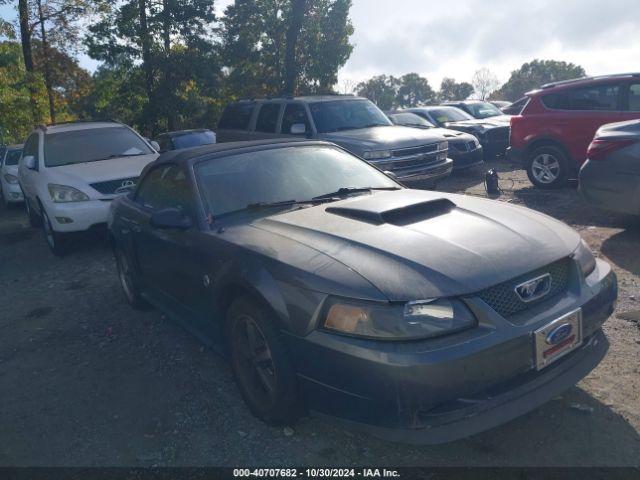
[115,247,151,310]
[526,145,569,189]
[226,295,300,425]
[40,204,68,256]
[25,197,41,227]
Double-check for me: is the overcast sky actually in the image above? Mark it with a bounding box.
[3,0,640,89]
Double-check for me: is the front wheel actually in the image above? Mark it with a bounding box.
[227,296,300,425]
[40,206,68,256]
[526,145,569,189]
[25,197,41,227]
[115,247,151,310]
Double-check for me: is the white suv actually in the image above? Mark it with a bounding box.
[1,144,24,206]
[18,121,159,255]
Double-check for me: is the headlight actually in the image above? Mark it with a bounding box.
[574,239,596,277]
[48,184,90,203]
[3,173,18,184]
[363,150,392,160]
[438,141,448,151]
[322,297,476,340]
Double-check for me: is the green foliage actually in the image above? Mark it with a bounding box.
[356,73,435,110]
[395,73,435,108]
[493,59,587,101]
[0,41,47,144]
[438,77,473,102]
[220,0,353,96]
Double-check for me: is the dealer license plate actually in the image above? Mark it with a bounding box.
[534,308,582,370]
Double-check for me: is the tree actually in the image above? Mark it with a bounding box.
[283,0,306,94]
[86,0,217,134]
[0,41,47,143]
[356,75,399,110]
[438,77,473,102]
[395,72,435,107]
[472,68,499,100]
[493,59,586,101]
[220,0,354,97]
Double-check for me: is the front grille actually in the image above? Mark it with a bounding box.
[486,126,510,142]
[391,143,438,158]
[478,258,571,317]
[90,177,139,195]
[450,140,478,152]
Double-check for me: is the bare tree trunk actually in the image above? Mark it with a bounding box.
[283,0,306,95]
[18,0,40,124]
[162,0,176,131]
[138,0,155,134]
[36,0,56,123]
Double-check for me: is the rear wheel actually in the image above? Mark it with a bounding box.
[115,247,151,310]
[227,296,300,425]
[40,205,68,256]
[526,145,569,189]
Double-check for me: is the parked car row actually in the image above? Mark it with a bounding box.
[0,86,623,444]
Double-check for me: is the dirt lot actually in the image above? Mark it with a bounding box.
[1,159,639,467]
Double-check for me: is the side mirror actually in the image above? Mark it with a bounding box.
[23,155,36,170]
[290,123,306,135]
[150,140,160,152]
[384,170,398,180]
[150,208,192,230]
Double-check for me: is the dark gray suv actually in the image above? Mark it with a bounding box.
[216,96,453,186]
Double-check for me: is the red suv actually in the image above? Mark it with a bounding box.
[507,73,640,188]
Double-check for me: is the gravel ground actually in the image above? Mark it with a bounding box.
[0,158,639,467]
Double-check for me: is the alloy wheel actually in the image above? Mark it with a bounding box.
[531,153,561,184]
[41,209,56,249]
[232,314,278,407]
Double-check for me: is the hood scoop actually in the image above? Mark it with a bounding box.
[327,198,456,226]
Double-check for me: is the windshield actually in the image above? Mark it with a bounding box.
[390,113,434,128]
[429,107,475,124]
[465,102,503,119]
[309,99,392,133]
[4,149,22,166]
[44,126,153,167]
[172,131,216,149]
[195,146,398,217]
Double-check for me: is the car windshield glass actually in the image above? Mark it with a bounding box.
[172,131,216,149]
[309,99,392,133]
[430,108,474,123]
[4,149,22,166]
[44,126,153,167]
[391,113,434,128]
[195,146,398,217]
[466,102,503,118]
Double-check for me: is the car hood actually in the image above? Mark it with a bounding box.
[253,189,580,301]
[320,125,446,153]
[2,164,19,176]
[46,153,159,187]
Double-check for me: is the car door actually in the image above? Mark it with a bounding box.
[619,81,640,122]
[216,102,255,142]
[18,133,40,205]
[280,102,313,137]
[129,164,210,328]
[251,102,285,140]
[561,83,624,163]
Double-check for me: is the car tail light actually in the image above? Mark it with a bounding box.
[586,138,636,161]
[509,115,523,143]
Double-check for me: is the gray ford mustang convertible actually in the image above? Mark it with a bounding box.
[108,139,617,444]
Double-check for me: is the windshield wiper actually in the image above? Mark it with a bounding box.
[312,186,400,200]
[90,152,148,162]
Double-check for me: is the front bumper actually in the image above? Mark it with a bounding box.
[506,146,524,164]
[43,198,113,233]
[395,158,454,185]
[286,259,616,443]
[579,159,640,216]
[1,181,24,203]
[450,146,484,170]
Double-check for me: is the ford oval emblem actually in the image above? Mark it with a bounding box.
[546,323,573,345]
